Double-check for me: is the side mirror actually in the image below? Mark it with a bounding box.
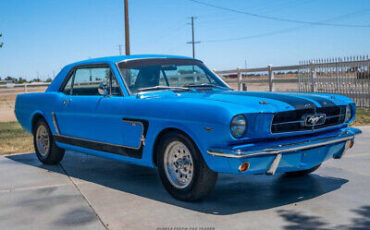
[98,83,109,96]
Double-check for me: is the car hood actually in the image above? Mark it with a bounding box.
[138,89,350,113]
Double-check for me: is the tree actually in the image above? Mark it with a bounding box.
[0,33,3,48]
[16,77,27,84]
[46,78,53,82]
[31,78,41,82]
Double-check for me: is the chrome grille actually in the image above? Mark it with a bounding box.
[271,106,346,133]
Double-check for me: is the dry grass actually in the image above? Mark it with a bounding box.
[352,108,370,126]
[0,122,33,155]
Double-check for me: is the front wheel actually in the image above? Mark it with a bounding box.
[33,119,65,165]
[284,164,321,177]
[157,132,218,201]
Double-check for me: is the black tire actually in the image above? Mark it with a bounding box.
[284,164,321,177]
[157,131,218,201]
[33,119,65,165]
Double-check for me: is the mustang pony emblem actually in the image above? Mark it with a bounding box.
[302,113,326,127]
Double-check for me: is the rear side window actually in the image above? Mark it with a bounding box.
[62,66,122,96]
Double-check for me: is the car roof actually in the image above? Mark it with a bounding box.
[46,54,202,93]
[69,54,196,66]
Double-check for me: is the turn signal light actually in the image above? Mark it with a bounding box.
[238,162,250,172]
[349,140,354,149]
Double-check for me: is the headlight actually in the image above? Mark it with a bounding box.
[230,115,247,138]
[345,105,352,123]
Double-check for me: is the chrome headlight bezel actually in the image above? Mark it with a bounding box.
[345,105,352,123]
[230,114,247,138]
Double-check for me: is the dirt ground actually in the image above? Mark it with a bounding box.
[0,94,17,122]
[0,88,46,122]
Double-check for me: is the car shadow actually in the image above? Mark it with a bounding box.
[6,152,348,215]
[277,205,370,230]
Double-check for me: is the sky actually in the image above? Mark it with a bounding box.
[0,0,370,80]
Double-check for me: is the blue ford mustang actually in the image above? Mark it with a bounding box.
[15,55,361,201]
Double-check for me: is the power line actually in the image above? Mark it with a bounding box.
[153,23,187,44]
[202,26,303,43]
[201,8,370,43]
[188,0,370,28]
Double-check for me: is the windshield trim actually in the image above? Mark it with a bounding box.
[115,58,231,96]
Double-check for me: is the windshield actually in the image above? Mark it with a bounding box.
[117,58,228,94]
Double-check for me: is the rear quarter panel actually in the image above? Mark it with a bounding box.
[15,92,60,134]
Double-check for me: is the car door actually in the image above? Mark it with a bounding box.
[56,65,108,140]
[55,64,145,156]
[93,68,145,150]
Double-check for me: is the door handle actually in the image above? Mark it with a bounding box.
[63,98,72,105]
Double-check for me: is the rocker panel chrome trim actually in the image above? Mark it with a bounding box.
[54,134,143,159]
[51,112,60,135]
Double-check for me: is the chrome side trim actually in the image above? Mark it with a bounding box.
[51,112,60,135]
[122,118,148,147]
[54,134,141,150]
[207,130,360,159]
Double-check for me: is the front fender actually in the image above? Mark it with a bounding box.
[141,118,225,169]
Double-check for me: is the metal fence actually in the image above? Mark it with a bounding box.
[216,55,370,108]
[298,56,370,108]
[0,82,50,94]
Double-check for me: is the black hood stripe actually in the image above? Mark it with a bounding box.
[231,92,317,110]
[296,94,336,107]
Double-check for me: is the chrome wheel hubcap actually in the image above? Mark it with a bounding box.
[164,141,194,189]
[36,125,50,157]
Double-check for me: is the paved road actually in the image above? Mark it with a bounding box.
[1,127,370,230]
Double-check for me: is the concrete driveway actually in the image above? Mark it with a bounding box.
[1,127,370,230]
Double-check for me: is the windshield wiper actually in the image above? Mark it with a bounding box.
[184,83,228,88]
[137,86,191,92]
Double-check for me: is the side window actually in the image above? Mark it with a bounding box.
[72,68,110,96]
[61,66,122,96]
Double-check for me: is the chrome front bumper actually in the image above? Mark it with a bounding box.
[207,127,361,175]
[208,127,361,159]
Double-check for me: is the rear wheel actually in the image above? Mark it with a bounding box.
[285,164,321,177]
[33,119,65,164]
[157,132,218,201]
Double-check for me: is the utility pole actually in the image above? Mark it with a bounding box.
[118,44,123,55]
[0,33,3,48]
[124,0,130,55]
[187,17,200,58]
